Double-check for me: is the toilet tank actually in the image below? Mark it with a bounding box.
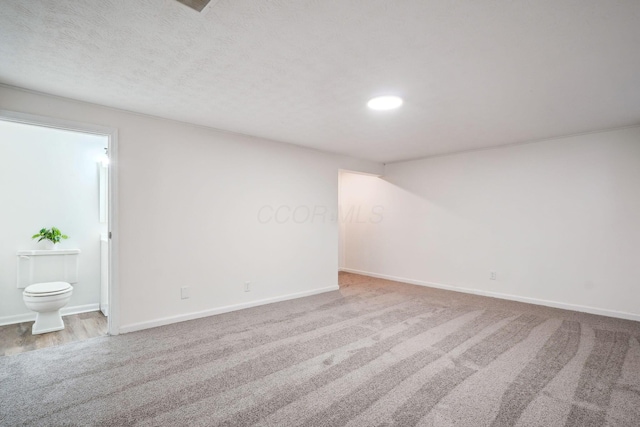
[16,249,81,289]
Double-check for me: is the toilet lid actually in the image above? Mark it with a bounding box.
[24,281,72,296]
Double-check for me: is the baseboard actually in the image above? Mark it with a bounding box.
[340,268,640,322]
[119,285,340,334]
[0,303,100,327]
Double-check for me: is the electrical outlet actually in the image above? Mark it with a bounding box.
[489,271,497,280]
[244,281,251,292]
[181,286,190,299]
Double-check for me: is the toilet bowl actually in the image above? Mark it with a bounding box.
[23,282,73,335]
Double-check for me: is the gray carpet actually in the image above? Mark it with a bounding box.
[1,272,639,426]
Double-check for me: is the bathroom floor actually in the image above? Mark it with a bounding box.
[0,311,107,356]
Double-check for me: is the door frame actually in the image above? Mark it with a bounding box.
[0,109,121,335]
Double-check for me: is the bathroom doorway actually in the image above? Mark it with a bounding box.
[0,111,118,355]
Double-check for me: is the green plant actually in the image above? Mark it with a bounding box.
[32,227,69,244]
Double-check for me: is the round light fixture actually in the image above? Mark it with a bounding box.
[367,95,403,111]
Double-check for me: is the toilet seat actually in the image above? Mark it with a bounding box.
[23,282,72,297]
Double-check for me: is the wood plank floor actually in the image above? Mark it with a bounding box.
[0,311,107,356]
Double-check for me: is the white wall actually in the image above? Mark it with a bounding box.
[0,85,383,332]
[340,127,640,320]
[338,175,344,270]
[0,121,107,324]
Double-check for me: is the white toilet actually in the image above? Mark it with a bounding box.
[17,249,80,335]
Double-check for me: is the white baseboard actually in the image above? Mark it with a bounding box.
[0,303,101,327]
[340,268,640,322]
[119,285,340,334]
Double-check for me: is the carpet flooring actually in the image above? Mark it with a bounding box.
[1,272,639,426]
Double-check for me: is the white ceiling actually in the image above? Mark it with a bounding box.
[1,0,639,163]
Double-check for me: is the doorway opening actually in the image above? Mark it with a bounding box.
[0,111,118,355]
[338,169,384,289]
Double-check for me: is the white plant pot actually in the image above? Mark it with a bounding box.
[45,241,59,250]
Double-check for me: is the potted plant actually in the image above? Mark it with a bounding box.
[32,227,69,250]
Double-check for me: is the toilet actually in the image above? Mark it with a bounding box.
[23,282,73,334]
[17,249,80,335]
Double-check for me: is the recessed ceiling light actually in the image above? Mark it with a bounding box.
[367,95,403,111]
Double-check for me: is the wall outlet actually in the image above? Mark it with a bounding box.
[181,286,190,299]
[489,271,497,280]
[244,281,251,292]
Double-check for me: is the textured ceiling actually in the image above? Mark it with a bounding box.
[1,0,639,162]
